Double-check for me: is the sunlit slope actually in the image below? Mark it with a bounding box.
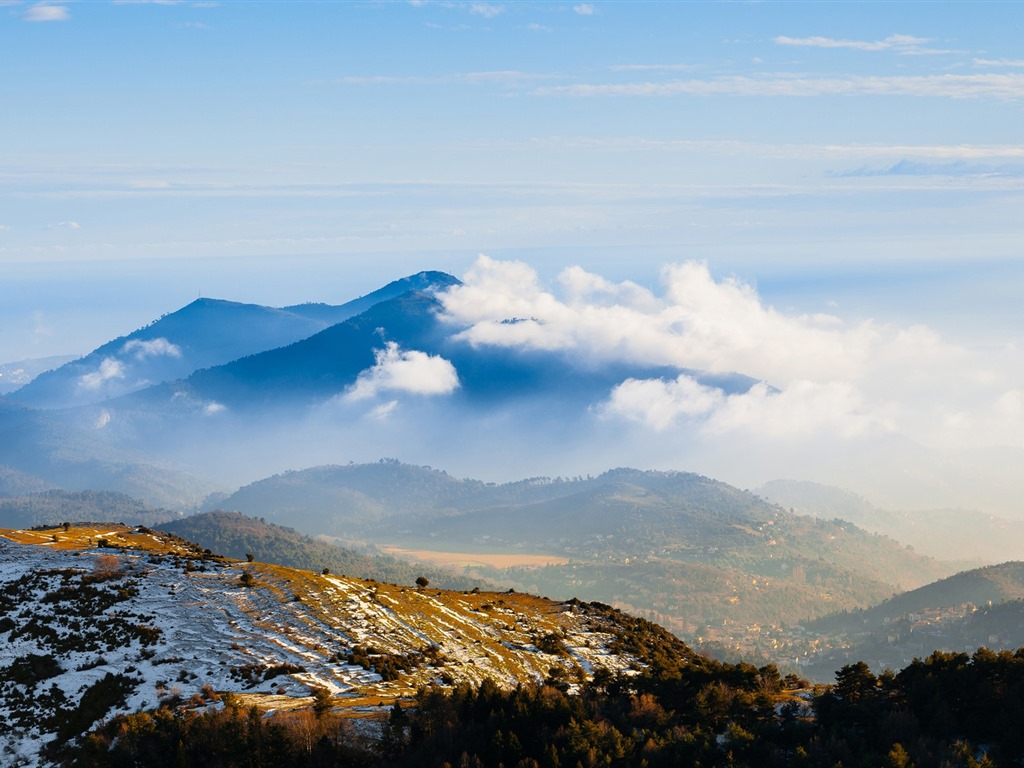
[212,462,955,633]
[0,524,655,764]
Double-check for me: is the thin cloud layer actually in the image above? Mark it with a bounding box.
[773,34,950,55]
[345,342,460,401]
[23,3,69,21]
[538,73,1024,100]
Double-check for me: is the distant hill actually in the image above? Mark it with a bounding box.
[160,510,487,591]
[211,461,956,642]
[811,561,1024,636]
[0,398,213,509]
[758,478,1024,564]
[0,489,179,529]
[803,562,1024,679]
[0,465,52,497]
[0,355,76,395]
[9,271,459,409]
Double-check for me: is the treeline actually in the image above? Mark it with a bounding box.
[0,489,176,529]
[62,645,1024,767]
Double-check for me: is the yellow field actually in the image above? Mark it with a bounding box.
[381,546,570,569]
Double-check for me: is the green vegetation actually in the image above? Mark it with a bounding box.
[0,489,177,529]
[63,625,1024,767]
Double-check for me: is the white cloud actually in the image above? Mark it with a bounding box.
[442,256,877,384]
[774,34,934,53]
[78,358,125,390]
[369,400,399,420]
[345,342,460,401]
[23,3,69,21]
[603,376,890,439]
[537,73,1024,100]
[439,256,1024,452]
[121,337,183,360]
[94,410,112,429]
[974,58,1024,68]
[469,3,502,18]
[610,64,696,72]
[602,374,724,430]
[48,220,80,230]
[203,401,226,415]
[573,3,594,15]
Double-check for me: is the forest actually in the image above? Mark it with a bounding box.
[62,611,1022,768]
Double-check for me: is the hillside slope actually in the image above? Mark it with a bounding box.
[160,510,487,591]
[211,462,955,651]
[0,524,656,767]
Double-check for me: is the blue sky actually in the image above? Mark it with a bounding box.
[3,1,1024,507]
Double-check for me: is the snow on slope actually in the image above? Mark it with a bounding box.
[0,526,638,767]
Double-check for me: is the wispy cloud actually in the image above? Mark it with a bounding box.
[610,63,696,72]
[831,159,1024,179]
[573,3,594,15]
[23,3,69,21]
[469,2,502,18]
[974,58,1024,68]
[538,73,1024,100]
[337,70,553,87]
[774,33,959,56]
[48,220,81,230]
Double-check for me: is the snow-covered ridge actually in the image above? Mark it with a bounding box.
[0,525,640,767]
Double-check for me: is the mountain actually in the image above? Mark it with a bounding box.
[9,271,459,410]
[4,269,768,492]
[802,561,1024,679]
[0,523,682,767]
[0,398,213,509]
[0,489,179,530]
[812,561,1024,635]
[160,510,487,591]
[758,478,1024,564]
[210,462,956,653]
[0,465,52,497]
[0,355,77,395]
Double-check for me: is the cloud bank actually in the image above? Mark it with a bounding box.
[345,342,460,402]
[439,256,1024,452]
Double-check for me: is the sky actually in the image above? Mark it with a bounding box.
[3,0,1024,509]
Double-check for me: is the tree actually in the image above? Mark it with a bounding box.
[416,576,430,590]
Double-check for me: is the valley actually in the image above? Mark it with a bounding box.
[4,268,1024,766]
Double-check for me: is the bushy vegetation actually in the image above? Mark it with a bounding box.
[61,637,1024,767]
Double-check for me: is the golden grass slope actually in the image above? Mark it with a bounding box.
[0,524,638,717]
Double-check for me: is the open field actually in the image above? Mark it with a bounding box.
[380,546,571,569]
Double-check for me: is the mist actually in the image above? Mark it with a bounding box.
[52,254,1024,518]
